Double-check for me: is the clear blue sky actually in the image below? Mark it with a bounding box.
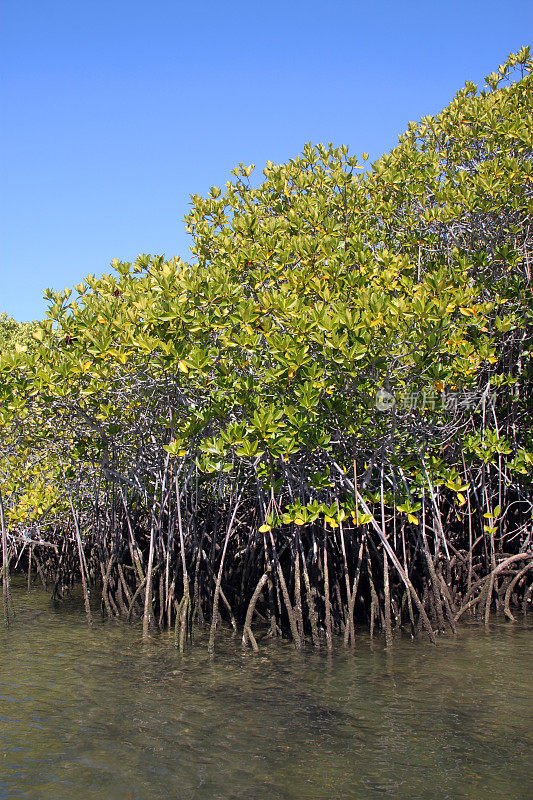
[1,1,531,321]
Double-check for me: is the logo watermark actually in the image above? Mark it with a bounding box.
[375,388,496,412]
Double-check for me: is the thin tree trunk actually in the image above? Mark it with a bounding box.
[0,488,12,625]
[143,479,159,639]
[66,491,92,626]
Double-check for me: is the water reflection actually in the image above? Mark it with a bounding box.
[0,580,531,800]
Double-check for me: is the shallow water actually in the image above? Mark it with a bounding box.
[0,580,531,800]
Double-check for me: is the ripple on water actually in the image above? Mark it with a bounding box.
[0,580,531,800]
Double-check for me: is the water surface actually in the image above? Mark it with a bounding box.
[1,580,531,800]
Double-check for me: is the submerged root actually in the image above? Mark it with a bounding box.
[7,502,532,654]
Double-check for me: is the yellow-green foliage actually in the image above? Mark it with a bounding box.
[0,313,39,358]
[0,48,532,532]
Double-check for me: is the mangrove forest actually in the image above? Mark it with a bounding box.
[1,49,532,653]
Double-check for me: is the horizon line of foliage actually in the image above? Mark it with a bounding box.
[0,48,531,646]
